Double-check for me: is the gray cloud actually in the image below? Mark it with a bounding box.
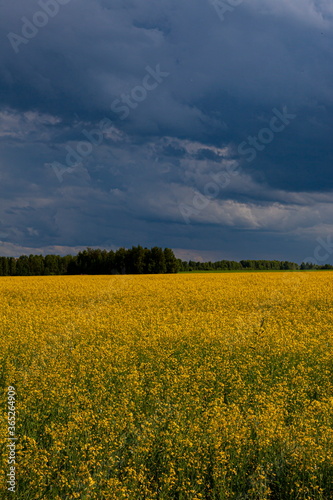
[1,0,333,261]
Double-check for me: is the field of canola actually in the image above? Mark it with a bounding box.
[1,272,333,499]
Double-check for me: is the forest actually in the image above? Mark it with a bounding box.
[0,246,331,276]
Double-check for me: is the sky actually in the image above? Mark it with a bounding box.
[1,0,333,263]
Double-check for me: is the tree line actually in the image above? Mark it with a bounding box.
[0,247,179,276]
[179,259,333,272]
[0,248,332,276]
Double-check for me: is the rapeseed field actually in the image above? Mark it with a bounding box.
[1,272,333,499]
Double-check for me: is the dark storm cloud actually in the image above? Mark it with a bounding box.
[1,0,333,261]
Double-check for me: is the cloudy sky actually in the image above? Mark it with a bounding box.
[1,0,333,263]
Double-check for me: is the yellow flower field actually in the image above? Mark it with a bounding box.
[1,272,333,499]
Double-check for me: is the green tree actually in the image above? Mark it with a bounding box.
[28,255,44,275]
[16,256,30,276]
[126,246,146,274]
[44,254,60,275]
[0,257,9,276]
[115,248,127,274]
[105,250,116,274]
[8,257,16,276]
[164,248,179,273]
[149,247,166,274]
